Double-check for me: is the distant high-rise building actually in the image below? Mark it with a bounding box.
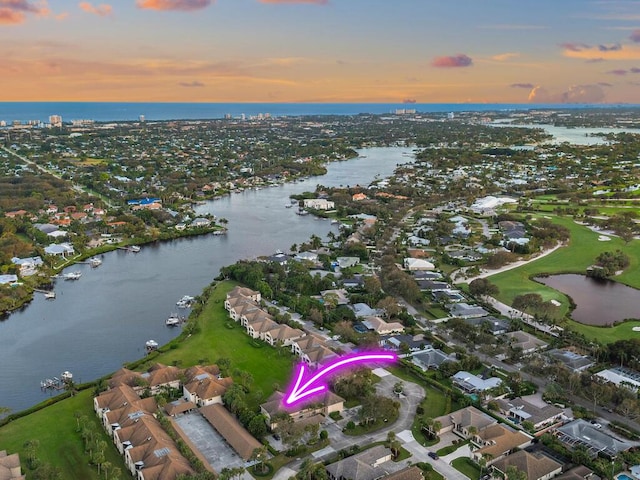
[49,115,63,127]
[139,115,145,122]
[448,112,455,120]
[224,113,232,120]
[241,113,246,120]
[0,120,6,127]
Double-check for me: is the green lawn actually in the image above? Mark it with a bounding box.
[0,389,125,479]
[488,216,640,315]
[139,281,295,405]
[567,318,640,344]
[451,457,480,480]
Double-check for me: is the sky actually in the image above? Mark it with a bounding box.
[1,0,640,103]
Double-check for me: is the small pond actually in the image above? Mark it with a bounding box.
[534,274,640,326]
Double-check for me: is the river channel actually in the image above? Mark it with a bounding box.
[0,147,413,414]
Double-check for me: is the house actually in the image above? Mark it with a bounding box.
[471,424,533,464]
[326,446,394,480]
[200,404,262,461]
[183,366,233,407]
[362,316,405,335]
[351,303,380,318]
[416,280,450,291]
[295,251,319,263]
[321,289,350,306]
[336,257,360,269]
[547,349,594,373]
[0,275,19,285]
[342,275,365,289]
[380,333,429,352]
[0,450,25,480]
[555,419,631,458]
[303,198,335,210]
[505,331,548,354]
[451,371,502,393]
[265,252,292,265]
[404,258,435,271]
[109,364,182,395]
[491,450,562,480]
[433,289,466,303]
[44,242,75,256]
[260,390,345,430]
[555,465,600,480]
[412,271,443,281]
[434,406,497,437]
[448,303,489,319]
[410,348,452,371]
[496,397,564,432]
[596,366,640,391]
[225,286,261,309]
[384,467,424,480]
[464,316,511,335]
[352,193,368,201]
[292,335,337,367]
[190,217,211,227]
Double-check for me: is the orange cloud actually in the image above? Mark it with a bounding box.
[79,2,112,16]
[563,44,640,61]
[136,0,211,11]
[0,0,49,25]
[492,52,519,62]
[432,54,473,68]
[259,0,328,3]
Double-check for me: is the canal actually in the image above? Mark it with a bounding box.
[0,146,412,413]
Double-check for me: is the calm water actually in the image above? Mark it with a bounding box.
[535,274,640,326]
[0,102,618,123]
[0,147,410,414]
[492,122,640,145]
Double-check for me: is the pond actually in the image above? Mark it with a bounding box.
[535,274,640,326]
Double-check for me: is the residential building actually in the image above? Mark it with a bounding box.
[471,424,533,464]
[451,371,502,394]
[0,450,25,480]
[326,446,395,480]
[595,367,640,391]
[303,198,335,210]
[362,316,405,335]
[547,349,594,373]
[448,303,489,319]
[380,333,429,352]
[496,397,564,432]
[491,450,562,480]
[555,419,631,458]
[200,404,262,461]
[410,348,452,371]
[433,406,496,437]
[505,331,548,354]
[464,316,511,335]
[183,366,233,407]
[260,390,344,429]
[404,258,435,271]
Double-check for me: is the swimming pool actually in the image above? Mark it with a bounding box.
[617,474,634,480]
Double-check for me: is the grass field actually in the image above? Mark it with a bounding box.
[0,389,124,479]
[138,280,295,406]
[451,457,480,479]
[489,216,640,315]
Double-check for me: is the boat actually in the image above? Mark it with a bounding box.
[145,339,159,351]
[61,371,73,382]
[89,258,102,268]
[166,314,181,327]
[44,291,56,300]
[285,204,293,208]
[129,245,141,253]
[63,271,82,280]
[176,295,195,308]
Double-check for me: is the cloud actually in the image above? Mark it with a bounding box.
[179,80,204,87]
[563,44,640,61]
[585,57,605,63]
[0,0,50,25]
[598,43,621,51]
[79,2,112,16]
[492,52,519,62]
[559,42,590,52]
[136,0,211,11]
[432,54,473,68]
[258,0,328,3]
[607,69,628,75]
[632,29,640,42]
[528,84,606,103]
[510,83,534,89]
[632,67,640,73]
[598,82,613,87]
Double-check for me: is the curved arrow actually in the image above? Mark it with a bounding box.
[283,352,397,407]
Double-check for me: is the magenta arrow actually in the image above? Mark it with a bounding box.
[283,351,397,407]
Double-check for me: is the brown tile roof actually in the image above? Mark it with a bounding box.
[184,365,221,382]
[109,367,143,389]
[267,324,304,342]
[141,364,182,388]
[475,424,532,459]
[95,385,157,413]
[104,402,157,430]
[184,376,233,401]
[492,450,562,480]
[384,466,424,480]
[435,406,496,432]
[164,399,197,416]
[260,390,344,418]
[200,404,261,460]
[227,286,260,299]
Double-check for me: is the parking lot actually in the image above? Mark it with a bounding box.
[174,411,248,473]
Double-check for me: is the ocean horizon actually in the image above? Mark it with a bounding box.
[1,101,638,123]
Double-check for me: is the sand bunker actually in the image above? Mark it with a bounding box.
[598,235,611,241]
[633,327,640,332]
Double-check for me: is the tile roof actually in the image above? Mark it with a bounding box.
[200,404,262,460]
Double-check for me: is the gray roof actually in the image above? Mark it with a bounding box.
[411,349,451,370]
[548,349,594,371]
[325,446,393,480]
[556,419,631,457]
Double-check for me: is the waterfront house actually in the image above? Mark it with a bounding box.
[303,198,335,210]
[44,242,75,256]
[336,257,360,269]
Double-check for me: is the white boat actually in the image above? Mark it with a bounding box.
[61,371,73,382]
[63,271,82,280]
[176,295,195,308]
[285,204,293,208]
[145,339,159,350]
[129,245,141,253]
[44,291,56,300]
[89,258,102,268]
[166,314,181,327]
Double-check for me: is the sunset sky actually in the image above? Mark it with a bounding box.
[2,0,640,103]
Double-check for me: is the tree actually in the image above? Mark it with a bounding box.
[250,445,269,475]
[505,465,527,480]
[469,278,499,297]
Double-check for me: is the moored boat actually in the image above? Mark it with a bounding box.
[145,339,159,351]
[129,245,141,253]
[63,271,82,280]
[44,291,56,300]
[89,258,102,268]
[166,314,181,327]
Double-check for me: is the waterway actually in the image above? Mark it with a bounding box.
[0,146,412,414]
[535,274,640,326]
[492,122,640,145]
